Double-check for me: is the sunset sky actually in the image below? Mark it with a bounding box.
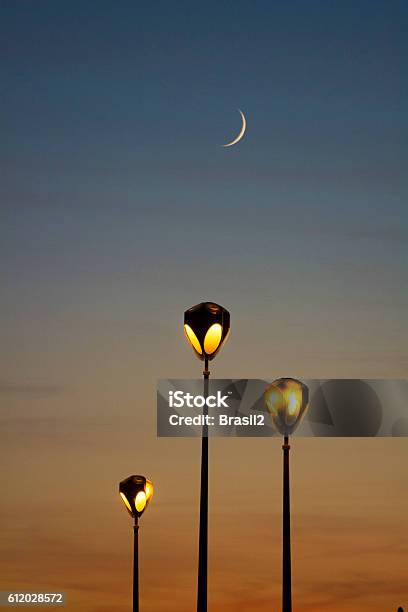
[0,1,407,610]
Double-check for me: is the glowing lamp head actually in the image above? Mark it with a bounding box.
[184,302,230,362]
[119,475,153,519]
[264,378,309,436]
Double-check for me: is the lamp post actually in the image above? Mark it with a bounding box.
[119,475,154,612]
[264,378,309,612]
[184,302,230,612]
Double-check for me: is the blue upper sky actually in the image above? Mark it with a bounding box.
[1,0,407,381]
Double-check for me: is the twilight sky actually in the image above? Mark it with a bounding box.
[0,1,407,610]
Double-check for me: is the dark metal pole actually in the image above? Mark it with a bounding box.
[133,516,139,612]
[282,435,292,612]
[197,357,209,612]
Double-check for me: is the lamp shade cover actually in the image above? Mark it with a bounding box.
[119,475,153,519]
[184,301,230,362]
[264,378,309,436]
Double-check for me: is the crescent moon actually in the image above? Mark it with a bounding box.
[222,109,246,147]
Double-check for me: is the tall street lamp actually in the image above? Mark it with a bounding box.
[119,475,154,612]
[264,378,309,612]
[184,302,230,612]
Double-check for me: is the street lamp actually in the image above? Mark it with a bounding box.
[119,475,154,612]
[264,378,309,612]
[184,302,230,612]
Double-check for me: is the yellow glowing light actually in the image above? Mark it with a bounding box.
[135,491,147,513]
[264,378,308,435]
[184,324,202,355]
[265,387,284,416]
[287,391,301,417]
[120,492,133,514]
[145,480,153,503]
[203,323,222,355]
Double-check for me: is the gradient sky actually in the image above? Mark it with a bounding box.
[0,1,407,610]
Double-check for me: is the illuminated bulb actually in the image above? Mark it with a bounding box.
[135,491,147,513]
[264,378,309,436]
[184,324,202,355]
[120,492,133,514]
[184,302,230,361]
[203,323,222,355]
